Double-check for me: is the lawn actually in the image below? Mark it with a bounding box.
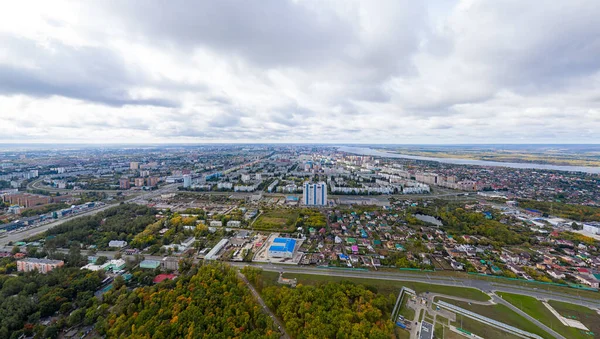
[436,315,449,326]
[436,297,552,339]
[379,268,600,301]
[452,315,522,339]
[398,297,416,321]
[395,327,410,339]
[548,300,600,337]
[497,292,594,339]
[434,322,444,338]
[252,209,299,232]
[262,271,491,302]
[445,330,468,339]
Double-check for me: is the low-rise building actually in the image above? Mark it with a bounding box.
[227,220,241,227]
[140,259,161,269]
[108,240,127,248]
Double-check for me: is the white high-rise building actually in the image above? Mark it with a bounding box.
[303,181,327,206]
[183,174,192,188]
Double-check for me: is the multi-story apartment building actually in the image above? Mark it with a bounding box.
[17,258,64,273]
[303,182,327,206]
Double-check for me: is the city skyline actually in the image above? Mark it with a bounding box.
[1,1,600,144]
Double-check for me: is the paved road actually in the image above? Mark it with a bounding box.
[226,264,600,309]
[0,204,115,246]
[4,242,597,312]
[27,177,123,194]
[428,293,495,306]
[1,183,179,246]
[493,294,566,339]
[237,271,290,339]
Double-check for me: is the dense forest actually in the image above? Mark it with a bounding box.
[518,200,600,222]
[1,263,279,338]
[262,282,395,338]
[99,263,279,338]
[243,267,395,338]
[26,204,157,249]
[0,267,104,339]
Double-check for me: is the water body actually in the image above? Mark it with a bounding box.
[415,214,443,227]
[338,146,600,174]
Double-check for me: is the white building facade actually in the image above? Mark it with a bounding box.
[303,181,327,206]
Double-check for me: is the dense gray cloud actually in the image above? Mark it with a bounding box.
[0,35,178,107]
[0,0,599,143]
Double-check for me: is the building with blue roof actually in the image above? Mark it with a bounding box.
[268,238,296,258]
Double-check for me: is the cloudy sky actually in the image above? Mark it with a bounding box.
[1,0,599,144]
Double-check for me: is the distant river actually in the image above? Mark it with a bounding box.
[338,146,600,174]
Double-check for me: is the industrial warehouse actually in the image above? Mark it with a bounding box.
[268,238,297,258]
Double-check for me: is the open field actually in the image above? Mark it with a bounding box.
[436,297,551,339]
[395,328,410,339]
[498,292,595,339]
[548,300,600,336]
[380,146,600,167]
[398,297,415,321]
[376,268,600,301]
[434,322,444,338]
[259,271,491,301]
[452,315,522,339]
[252,209,298,232]
[445,330,468,339]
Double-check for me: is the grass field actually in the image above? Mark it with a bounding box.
[444,330,467,339]
[262,271,491,302]
[498,292,594,339]
[434,322,444,338]
[252,209,298,231]
[436,315,449,326]
[436,297,552,339]
[398,297,415,321]
[548,300,600,336]
[395,327,410,339]
[453,315,522,339]
[377,267,600,301]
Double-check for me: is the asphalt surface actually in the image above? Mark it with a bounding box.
[3,243,598,311]
[419,321,434,339]
[493,294,565,339]
[0,204,115,246]
[0,183,179,246]
[233,264,600,310]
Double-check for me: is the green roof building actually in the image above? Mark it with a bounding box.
[140,260,161,269]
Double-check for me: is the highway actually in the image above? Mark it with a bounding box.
[234,264,600,309]
[27,177,123,194]
[12,246,596,311]
[0,183,179,246]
